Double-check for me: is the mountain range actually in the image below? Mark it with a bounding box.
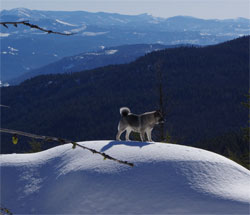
[9,43,170,84]
[1,8,249,82]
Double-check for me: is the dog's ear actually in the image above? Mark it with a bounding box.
[155,110,164,118]
[156,109,163,115]
[154,110,161,116]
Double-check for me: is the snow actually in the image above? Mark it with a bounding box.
[82,31,108,36]
[69,25,87,33]
[0,33,10,37]
[200,32,211,36]
[1,140,250,214]
[8,46,18,51]
[109,16,128,23]
[171,39,200,44]
[1,47,18,55]
[55,19,77,27]
[105,49,118,55]
[17,8,30,17]
[63,64,75,70]
[8,52,18,55]
[0,81,10,87]
[86,52,102,56]
[133,32,146,36]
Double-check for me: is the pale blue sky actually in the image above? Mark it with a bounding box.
[1,0,249,19]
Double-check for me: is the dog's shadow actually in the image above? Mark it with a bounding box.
[101,141,152,152]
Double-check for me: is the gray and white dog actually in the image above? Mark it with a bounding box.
[116,107,164,142]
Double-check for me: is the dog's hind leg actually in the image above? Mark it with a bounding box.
[116,129,125,141]
[116,121,126,141]
[125,129,132,141]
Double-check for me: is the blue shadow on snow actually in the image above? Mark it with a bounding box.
[101,141,152,152]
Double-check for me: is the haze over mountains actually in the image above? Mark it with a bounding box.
[1,8,249,82]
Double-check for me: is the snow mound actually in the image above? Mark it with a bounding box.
[1,141,250,214]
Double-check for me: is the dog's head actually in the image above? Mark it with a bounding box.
[154,110,165,124]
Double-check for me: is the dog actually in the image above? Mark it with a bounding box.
[116,107,164,142]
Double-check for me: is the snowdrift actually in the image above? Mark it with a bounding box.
[1,141,250,214]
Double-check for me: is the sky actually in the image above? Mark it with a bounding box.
[0,0,249,20]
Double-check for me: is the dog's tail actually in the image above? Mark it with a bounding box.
[120,107,130,117]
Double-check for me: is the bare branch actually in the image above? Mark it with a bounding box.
[0,21,75,36]
[0,128,134,167]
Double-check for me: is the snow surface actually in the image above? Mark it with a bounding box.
[82,31,108,36]
[55,19,78,27]
[1,140,250,214]
[105,49,118,55]
[0,33,10,37]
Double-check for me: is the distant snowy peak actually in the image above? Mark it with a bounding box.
[0,8,39,19]
[12,8,31,17]
[16,8,31,17]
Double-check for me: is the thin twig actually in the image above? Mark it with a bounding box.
[0,21,75,36]
[0,128,134,167]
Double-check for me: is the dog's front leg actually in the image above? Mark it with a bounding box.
[140,132,145,142]
[146,129,153,142]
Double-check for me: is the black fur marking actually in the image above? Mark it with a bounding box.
[121,109,129,117]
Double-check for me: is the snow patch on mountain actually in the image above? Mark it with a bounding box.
[17,8,31,17]
[8,46,18,52]
[105,49,118,55]
[63,64,75,70]
[86,52,102,56]
[1,46,19,55]
[0,80,10,87]
[82,31,108,36]
[64,25,87,34]
[109,16,129,23]
[55,19,78,27]
[0,33,10,37]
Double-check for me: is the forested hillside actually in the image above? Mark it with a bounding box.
[1,36,249,166]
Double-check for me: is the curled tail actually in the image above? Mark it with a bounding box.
[120,107,130,117]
